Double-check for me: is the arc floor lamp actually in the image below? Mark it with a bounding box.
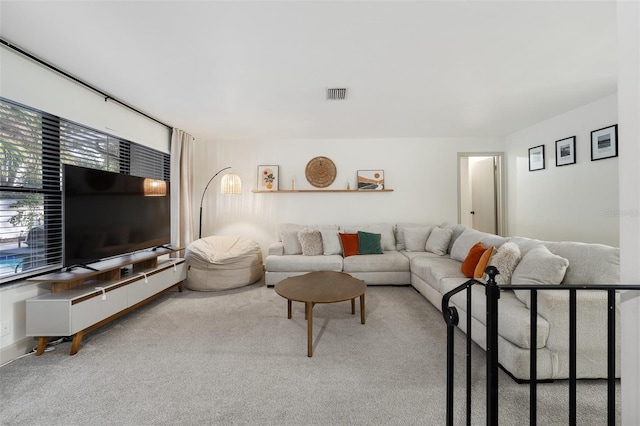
[198,167,242,239]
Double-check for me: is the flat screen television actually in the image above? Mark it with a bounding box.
[63,164,171,268]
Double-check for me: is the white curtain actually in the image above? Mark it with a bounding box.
[170,129,195,249]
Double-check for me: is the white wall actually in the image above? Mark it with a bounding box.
[0,46,170,152]
[194,137,505,256]
[0,44,171,363]
[505,94,619,246]
[617,1,640,424]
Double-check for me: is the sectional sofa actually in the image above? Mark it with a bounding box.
[264,222,620,381]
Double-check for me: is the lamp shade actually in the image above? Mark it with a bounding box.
[220,172,242,194]
[143,178,167,196]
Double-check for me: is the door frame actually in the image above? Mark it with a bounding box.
[457,152,506,236]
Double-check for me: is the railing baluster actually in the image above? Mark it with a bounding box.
[569,289,577,426]
[467,284,472,426]
[607,289,615,426]
[485,267,500,425]
[530,289,537,425]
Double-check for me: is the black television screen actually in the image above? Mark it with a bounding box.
[63,164,171,267]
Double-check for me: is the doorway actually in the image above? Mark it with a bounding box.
[458,153,505,236]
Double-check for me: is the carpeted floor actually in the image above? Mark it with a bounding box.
[0,282,619,425]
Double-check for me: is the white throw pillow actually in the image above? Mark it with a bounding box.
[298,228,323,256]
[320,229,343,255]
[280,230,303,255]
[483,242,521,285]
[511,244,569,307]
[425,227,453,256]
[403,227,432,252]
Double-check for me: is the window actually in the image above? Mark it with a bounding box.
[0,97,169,284]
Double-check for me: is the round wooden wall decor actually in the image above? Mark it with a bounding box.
[305,156,337,188]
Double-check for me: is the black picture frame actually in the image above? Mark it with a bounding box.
[528,145,545,171]
[555,136,576,167]
[591,124,618,161]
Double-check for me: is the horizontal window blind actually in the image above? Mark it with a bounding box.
[0,97,169,284]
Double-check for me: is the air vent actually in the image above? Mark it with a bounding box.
[326,88,347,100]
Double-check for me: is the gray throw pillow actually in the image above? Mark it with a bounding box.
[320,229,342,255]
[511,244,569,307]
[425,227,453,256]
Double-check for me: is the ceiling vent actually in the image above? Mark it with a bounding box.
[326,88,347,100]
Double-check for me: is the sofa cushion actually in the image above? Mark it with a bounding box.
[403,227,433,252]
[425,227,452,256]
[358,231,383,254]
[298,228,323,256]
[450,228,509,262]
[511,244,569,307]
[265,254,343,272]
[483,242,521,284]
[343,251,409,273]
[339,233,359,257]
[343,223,396,251]
[474,246,494,279]
[410,256,465,293]
[461,242,487,278]
[320,229,342,255]
[441,279,550,349]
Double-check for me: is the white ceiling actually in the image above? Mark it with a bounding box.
[0,1,618,141]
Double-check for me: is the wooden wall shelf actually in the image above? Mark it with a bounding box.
[252,189,394,193]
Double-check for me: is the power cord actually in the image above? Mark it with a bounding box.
[0,336,72,368]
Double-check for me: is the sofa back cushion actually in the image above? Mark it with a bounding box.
[510,236,620,285]
[342,223,396,251]
[450,228,509,262]
[403,227,433,252]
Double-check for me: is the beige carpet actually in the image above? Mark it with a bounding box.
[0,282,619,425]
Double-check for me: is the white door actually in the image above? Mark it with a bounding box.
[470,157,497,233]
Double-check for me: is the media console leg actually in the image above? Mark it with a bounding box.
[69,332,84,356]
[177,281,183,292]
[35,337,48,356]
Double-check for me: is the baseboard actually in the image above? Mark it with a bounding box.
[0,336,36,365]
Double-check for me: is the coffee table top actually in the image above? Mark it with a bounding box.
[275,271,365,304]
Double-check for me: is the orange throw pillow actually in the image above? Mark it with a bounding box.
[461,242,487,278]
[339,233,359,257]
[474,246,495,279]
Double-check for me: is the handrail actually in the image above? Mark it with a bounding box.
[442,271,640,426]
[441,277,485,426]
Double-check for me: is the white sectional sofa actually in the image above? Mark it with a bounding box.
[264,222,620,381]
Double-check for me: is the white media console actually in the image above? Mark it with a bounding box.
[26,247,186,355]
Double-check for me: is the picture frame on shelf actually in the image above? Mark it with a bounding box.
[357,170,384,190]
[591,124,618,161]
[257,165,279,191]
[555,136,576,166]
[528,145,545,171]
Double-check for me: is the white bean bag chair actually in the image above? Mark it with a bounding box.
[185,236,263,291]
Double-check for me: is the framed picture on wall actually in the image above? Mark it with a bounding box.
[528,145,545,171]
[591,124,618,161]
[357,170,384,190]
[257,165,279,191]
[555,136,576,166]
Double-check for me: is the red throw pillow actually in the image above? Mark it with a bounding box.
[339,233,359,257]
[461,242,487,278]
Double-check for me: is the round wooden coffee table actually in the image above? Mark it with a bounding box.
[275,271,366,357]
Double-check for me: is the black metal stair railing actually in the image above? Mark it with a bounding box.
[441,265,640,426]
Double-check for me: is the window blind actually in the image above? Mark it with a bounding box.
[0,97,169,284]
